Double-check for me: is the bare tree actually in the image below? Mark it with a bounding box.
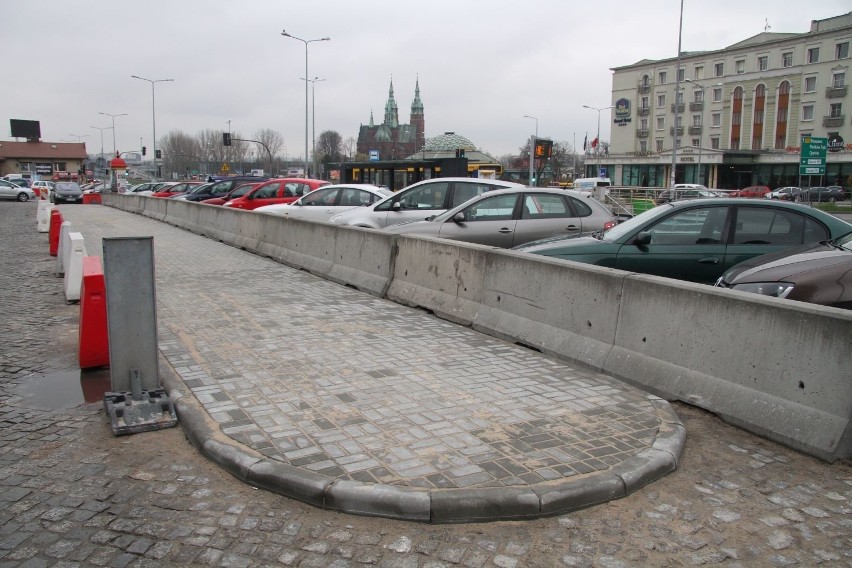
[253,128,284,164]
[316,130,342,164]
[160,130,199,179]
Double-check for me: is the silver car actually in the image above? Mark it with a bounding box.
[0,179,36,201]
[255,184,392,222]
[382,187,617,248]
[329,177,524,229]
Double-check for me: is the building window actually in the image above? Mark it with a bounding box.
[693,89,704,103]
[676,139,682,149]
[804,76,817,92]
[656,116,665,130]
[758,56,768,71]
[639,140,648,152]
[675,90,684,104]
[655,139,664,152]
[837,42,850,60]
[802,104,814,121]
[830,103,843,118]
[641,96,649,109]
[807,47,820,63]
[640,118,649,130]
[675,116,683,128]
[730,86,743,149]
[775,81,790,150]
[693,114,702,127]
[640,74,650,87]
[677,67,685,82]
[833,72,846,88]
[694,65,703,80]
[782,52,793,67]
[736,60,745,74]
[657,94,666,108]
[752,84,765,150]
[691,138,700,148]
[711,137,720,150]
[712,87,722,102]
[712,112,721,127]
[714,62,724,77]
[658,70,667,85]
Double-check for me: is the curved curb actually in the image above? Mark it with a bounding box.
[160,358,686,524]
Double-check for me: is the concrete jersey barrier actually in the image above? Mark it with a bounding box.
[102,193,852,461]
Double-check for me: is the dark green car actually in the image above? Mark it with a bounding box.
[514,199,852,284]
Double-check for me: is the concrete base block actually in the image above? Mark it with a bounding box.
[536,474,626,516]
[325,480,431,522]
[201,438,261,481]
[247,461,331,508]
[430,487,541,523]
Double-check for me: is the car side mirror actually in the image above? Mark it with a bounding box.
[453,212,466,223]
[634,231,652,246]
[391,201,401,211]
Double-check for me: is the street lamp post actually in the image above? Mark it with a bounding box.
[281,30,330,178]
[302,76,326,178]
[98,112,127,155]
[89,126,112,159]
[69,133,88,142]
[582,105,613,180]
[523,115,538,186]
[131,75,174,180]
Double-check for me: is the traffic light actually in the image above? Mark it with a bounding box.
[142,146,147,156]
[155,149,162,159]
[223,132,231,146]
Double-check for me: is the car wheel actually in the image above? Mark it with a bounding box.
[16,192,30,202]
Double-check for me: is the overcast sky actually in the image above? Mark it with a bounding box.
[2,1,850,159]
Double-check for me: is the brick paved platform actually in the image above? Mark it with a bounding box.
[59,204,684,522]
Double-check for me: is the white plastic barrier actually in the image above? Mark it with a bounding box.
[56,221,72,276]
[63,232,87,302]
[36,200,53,233]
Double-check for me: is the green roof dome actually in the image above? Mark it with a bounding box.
[424,132,476,152]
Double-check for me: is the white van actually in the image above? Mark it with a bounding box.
[572,177,611,199]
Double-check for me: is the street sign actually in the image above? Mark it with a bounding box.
[222,163,230,172]
[799,136,827,176]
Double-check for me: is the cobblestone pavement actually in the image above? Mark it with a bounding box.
[1,200,850,567]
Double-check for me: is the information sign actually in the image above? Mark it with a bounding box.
[799,136,827,176]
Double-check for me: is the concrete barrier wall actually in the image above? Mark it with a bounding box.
[102,194,852,461]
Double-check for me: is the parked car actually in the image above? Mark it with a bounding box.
[52,182,83,204]
[655,185,720,205]
[182,176,269,203]
[127,182,166,195]
[223,178,330,210]
[255,184,391,221]
[731,185,771,198]
[198,183,260,205]
[150,181,203,198]
[330,177,524,229]
[765,186,801,201]
[382,187,617,248]
[715,231,852,309]
[513,198,852,284]
[0,179,36,201]
[799,186,846,203]
[9,178,32,188]
[169,183,213,200]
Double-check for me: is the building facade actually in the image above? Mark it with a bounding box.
[602,12,852,189]
[0,141,88,181]
[357,78,425,160]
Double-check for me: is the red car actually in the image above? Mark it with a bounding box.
[731,185,771,198]
[151,181,203,198]
[223,178,330,210]
[201,182,261,206]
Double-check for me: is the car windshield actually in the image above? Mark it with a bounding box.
[598,203,675,241]
[835,232,852,251]
[56,183,81,191]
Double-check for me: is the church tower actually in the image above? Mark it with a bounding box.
[410,77,425,151]
[383,80,399,128]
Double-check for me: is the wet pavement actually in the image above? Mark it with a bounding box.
[0,199,850,566]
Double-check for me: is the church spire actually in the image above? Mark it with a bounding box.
[383,78,399,128]
[411,75,424,115]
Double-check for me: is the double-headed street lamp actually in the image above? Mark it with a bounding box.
[523,115,538,186]
[89,125,112,157]
[69,133,89,142]
[281,30,330,178]
[98,112,127,155]
[582,104,613,179]
[131,75,174,180]
[302,76,326,178]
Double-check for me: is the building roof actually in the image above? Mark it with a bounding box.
[424,132,476,152]
[0,141,88,161]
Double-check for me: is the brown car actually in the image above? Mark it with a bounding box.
[715,232,852,309]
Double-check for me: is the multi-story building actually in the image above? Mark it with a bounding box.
[602,12,852,189]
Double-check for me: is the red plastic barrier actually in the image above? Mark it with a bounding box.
[78,256,110,369]
[48,209,63,256]
[82,193,102,204]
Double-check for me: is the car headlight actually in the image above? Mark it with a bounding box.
[730,282,794,298]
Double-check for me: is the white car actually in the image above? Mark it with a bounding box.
[329,177,524,229]
[31,180,55,197]
[255,184,391,222]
